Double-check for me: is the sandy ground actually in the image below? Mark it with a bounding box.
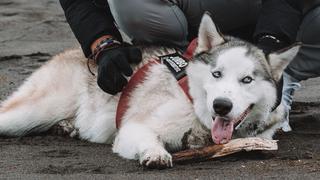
[0,0,320,179]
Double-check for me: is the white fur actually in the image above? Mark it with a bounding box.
[0,14,299,168]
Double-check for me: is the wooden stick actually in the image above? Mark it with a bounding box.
[172,137,278,163]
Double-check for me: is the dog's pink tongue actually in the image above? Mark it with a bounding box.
[211,117,234,144]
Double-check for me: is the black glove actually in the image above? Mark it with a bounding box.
[256,35,288,55]
[96,46,142,95]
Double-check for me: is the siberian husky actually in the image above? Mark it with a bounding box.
[0,14,299,168]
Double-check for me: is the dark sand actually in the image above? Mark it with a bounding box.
[0,0,320,179]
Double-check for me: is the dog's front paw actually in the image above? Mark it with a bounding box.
[140,148,173,169]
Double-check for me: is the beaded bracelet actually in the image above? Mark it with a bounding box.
[91,37,121,62]
[87,36,121,76]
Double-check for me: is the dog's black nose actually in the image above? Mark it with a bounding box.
[213,98,233,116]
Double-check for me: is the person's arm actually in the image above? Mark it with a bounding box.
[60,0,142,95]
[59,0,122,57]
[254,0,303,53]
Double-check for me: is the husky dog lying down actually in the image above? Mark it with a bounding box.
[0,14,299,168]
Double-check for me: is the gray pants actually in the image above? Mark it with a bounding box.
[285,6,320,81]
[108,0,320,81]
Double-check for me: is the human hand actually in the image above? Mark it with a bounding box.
[96,46,142,95]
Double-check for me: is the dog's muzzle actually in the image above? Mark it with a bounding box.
[211,104,254,144]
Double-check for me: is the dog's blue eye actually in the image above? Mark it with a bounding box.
[241,76,253,84]
[212,71,222,78]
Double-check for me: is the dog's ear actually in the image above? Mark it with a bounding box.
[268,44,301,81]
[195,13,225,54]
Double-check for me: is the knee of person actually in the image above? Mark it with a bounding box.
[297,7,320,45]
[109,0,142,26]
[110,0,188,45]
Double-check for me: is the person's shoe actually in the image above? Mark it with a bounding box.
[280,72,301,132]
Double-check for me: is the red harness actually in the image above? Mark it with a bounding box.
[115,39,198,128]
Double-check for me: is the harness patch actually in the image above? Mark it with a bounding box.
[160,53,189,80]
